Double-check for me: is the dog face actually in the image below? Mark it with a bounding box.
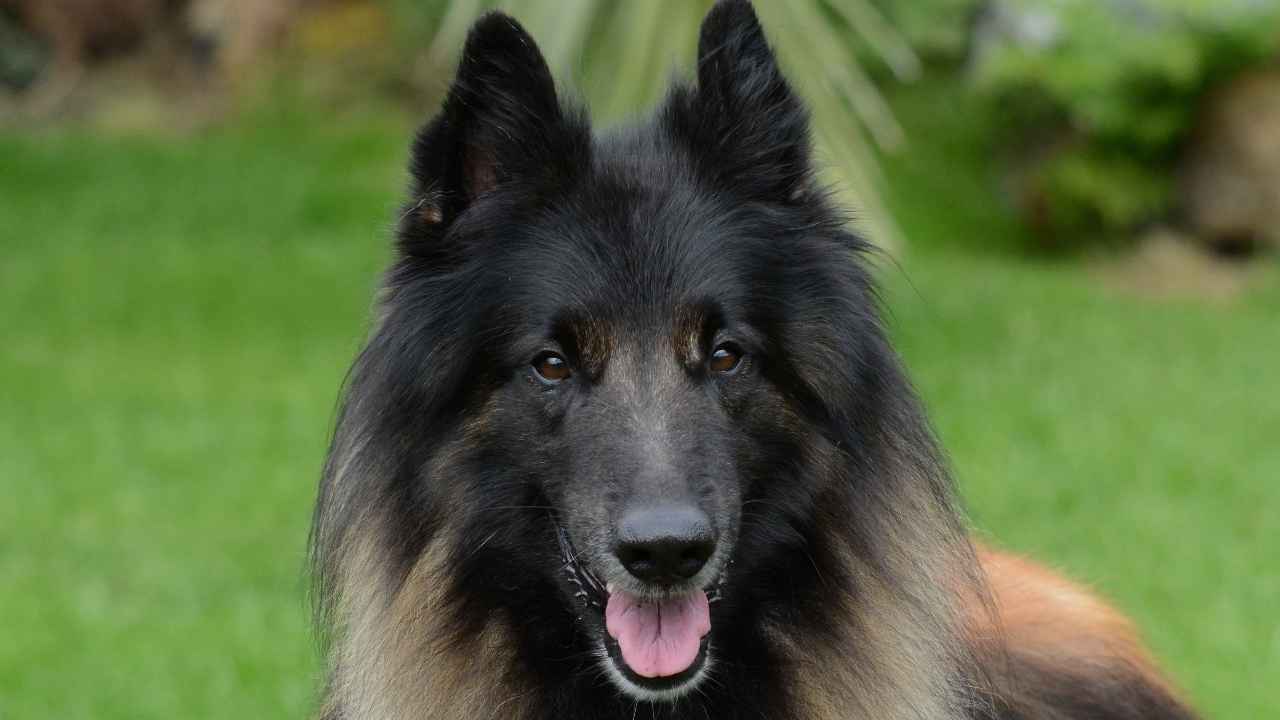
[372,0,880,702]
[465,177,797,699]
[476,198,755,697]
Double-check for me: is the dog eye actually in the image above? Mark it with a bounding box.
[532,352,572,383]
[709,344,743,374]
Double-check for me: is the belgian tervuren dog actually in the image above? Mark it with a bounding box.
[311,2,1198,718]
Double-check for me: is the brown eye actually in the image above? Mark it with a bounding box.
[709,344,742,374]
[532,353,571,383]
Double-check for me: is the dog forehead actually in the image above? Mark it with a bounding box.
[511,189,739,305]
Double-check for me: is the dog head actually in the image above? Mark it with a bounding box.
[326,0,892,704]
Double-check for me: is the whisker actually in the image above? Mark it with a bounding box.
[555,521,606,608]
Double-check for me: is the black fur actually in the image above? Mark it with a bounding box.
[311,3,1197,719]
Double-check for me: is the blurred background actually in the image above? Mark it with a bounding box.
[1,0,1277,717]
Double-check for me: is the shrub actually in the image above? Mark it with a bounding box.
[971,0,1280,247]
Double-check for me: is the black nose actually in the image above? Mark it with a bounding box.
[615,505,716,585]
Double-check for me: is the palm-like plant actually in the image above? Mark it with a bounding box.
[419,0,921,249]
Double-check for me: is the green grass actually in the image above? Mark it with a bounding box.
[2,86,1276,718]
[0,107,405,718]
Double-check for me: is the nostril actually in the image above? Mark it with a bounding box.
[617,538,711,583]
[614,504,717,585]
[617,545,655,578]
[677,543,713,578]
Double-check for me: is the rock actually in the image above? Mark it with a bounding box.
[1180,67,1280,255]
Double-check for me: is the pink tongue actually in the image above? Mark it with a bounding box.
[605,588,711,678]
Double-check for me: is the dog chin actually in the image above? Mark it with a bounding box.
[597,634,713,702]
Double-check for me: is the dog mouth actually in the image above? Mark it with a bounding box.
[557,525,722,696]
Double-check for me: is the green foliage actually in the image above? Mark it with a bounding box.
[973,0,1280,244]
[872,0,982,61]
[1039,146,1173,239]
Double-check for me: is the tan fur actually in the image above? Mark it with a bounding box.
[321,402,533,720]
[324,520,531,720]
[970,544,1186,705]
[775,546,970,720]
[774,442,987,720]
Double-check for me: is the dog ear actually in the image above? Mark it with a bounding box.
[401,12,587,255]
[673,0,813,202]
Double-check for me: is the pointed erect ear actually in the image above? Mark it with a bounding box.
[401,12,588,255]
[669,0,813,202]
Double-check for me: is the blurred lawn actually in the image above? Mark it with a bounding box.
[2,85,1277,719]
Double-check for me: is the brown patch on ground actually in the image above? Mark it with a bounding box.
[1092,227,1265,303]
